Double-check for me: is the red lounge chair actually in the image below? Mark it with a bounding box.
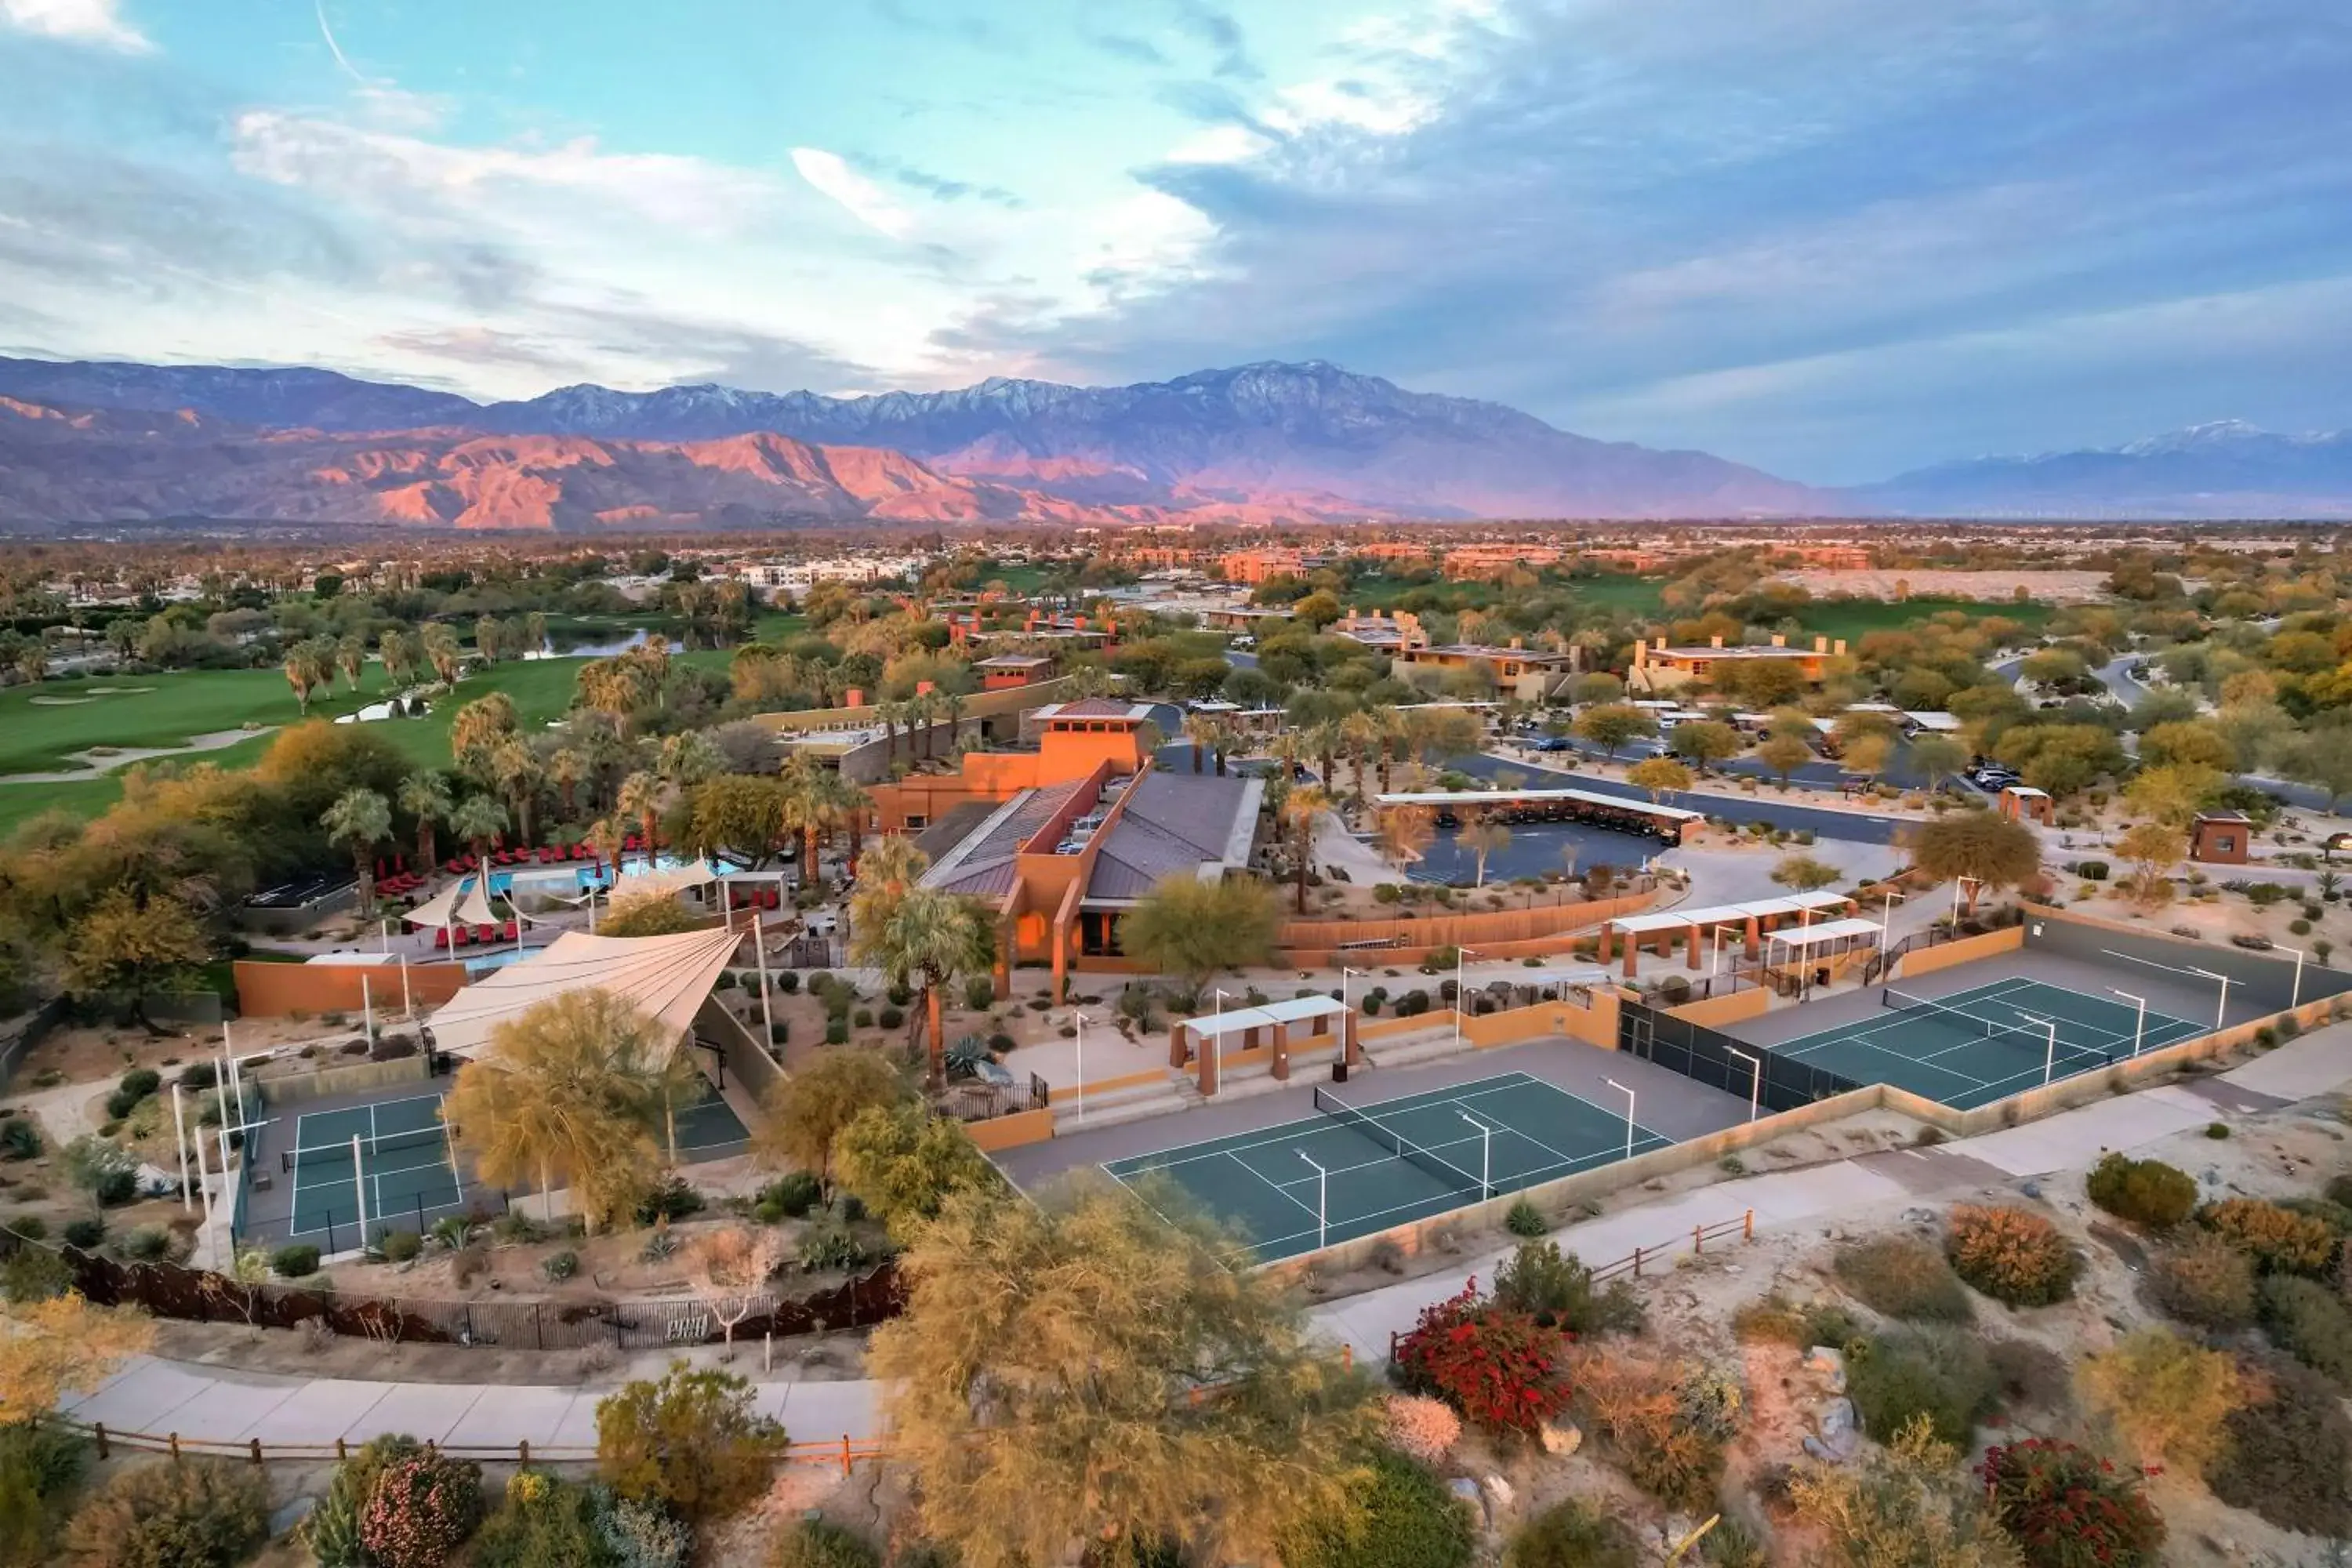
[501,920,519,941]
[432,927,449,950]
[452,927,472,949]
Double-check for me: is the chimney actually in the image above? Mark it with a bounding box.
[1770,633,1786,648]
[1632,639,1648,667]
[1026,610,1040,630]
[1833,638,1848,657]
[1709,634,1724,649]
[1813,635,1828,654]
[1509,636,1523,650]
[845,688,866,709]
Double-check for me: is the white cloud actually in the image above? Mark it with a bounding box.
[0,0,148,51]
[788,147,915,240]
[232,112,779,237]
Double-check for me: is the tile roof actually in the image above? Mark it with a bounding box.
[924,781,1087,898]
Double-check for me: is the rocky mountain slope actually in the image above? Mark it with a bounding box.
[1857,421,2352,520]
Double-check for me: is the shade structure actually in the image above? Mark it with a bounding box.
[609,858,722,904]
[1762,916,1883,952]
[403,875,503,931]
[423,925,742,1062]
[1178,993,1351,1041]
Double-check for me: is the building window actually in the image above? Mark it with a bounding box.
[2216,835,2236,853]
[906,815,927,829]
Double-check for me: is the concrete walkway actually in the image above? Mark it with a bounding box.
[58,1021,2352,1449]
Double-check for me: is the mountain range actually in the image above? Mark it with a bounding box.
[0,354,2344,528]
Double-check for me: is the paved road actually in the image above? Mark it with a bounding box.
[1446,751,1906,844]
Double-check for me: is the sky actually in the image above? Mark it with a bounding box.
[0,0,2347,482]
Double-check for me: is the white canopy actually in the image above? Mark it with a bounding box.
[402,875,505,931]
[1179,993,1352,1042]
[423,925,742,1062]
[1607,891,1852,937]
[1763,916,1884,952]
[609,858,722,903]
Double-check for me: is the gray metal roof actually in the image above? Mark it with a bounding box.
[1085,771,1261,902]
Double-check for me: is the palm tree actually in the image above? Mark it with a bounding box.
[524,611,549,655]
[441,990,676,1228]
[578,657,644,735]
[1340,709,1385,798]
[448,794,509,865]
[397,771,452,869]
[851,887,993,1085]
[378,627,416,687]
[547,748,586,821]
[1279,783,1330,914]
[586,816,625,892]
[1377,803,1436,866]
[1456,811,1512,888]
[476,615,504,665]
[658,731,724,787]
[491,737,546,847]
[852,834,930,911]
[336,633,367,692]
[421,622,462,685]
[1181,713,1221,774]
[321,788,393,910]
[282,639,328,713]
[617,771,664,861]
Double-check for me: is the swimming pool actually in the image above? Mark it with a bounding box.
[482,851,713,898]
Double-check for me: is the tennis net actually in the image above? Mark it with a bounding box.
[1312,1087,1486,1197]
[284,1125,446,1174]
[1882,988,2111,1073]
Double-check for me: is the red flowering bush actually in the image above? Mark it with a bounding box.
[1391,1277,1571,1436]
[1979,1439,2164,1568]
[358,1450,485,1568]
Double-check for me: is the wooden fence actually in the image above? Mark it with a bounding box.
[63,1419,891,1476]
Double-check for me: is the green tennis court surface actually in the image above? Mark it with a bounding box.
[285,1092,466,1246]
[1103,1071,1671,1263]
[1768,978,2205,1111]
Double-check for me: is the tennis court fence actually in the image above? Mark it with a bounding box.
[0,1225,905,1352]
[1617,999,1861,1113]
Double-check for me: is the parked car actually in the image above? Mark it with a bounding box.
[1533,736,1575,752]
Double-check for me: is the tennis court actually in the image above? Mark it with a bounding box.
[285,1092,467,1247]
[1102,1071,1671,1263]
[1767,978,2205,1111]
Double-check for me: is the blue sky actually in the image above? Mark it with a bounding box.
[0,0,2347,481]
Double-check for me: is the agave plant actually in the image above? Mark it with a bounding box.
[944,1033,993,1081]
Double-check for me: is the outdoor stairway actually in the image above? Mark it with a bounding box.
[1059,1071,1197,1131]
[1361,1022,1474,1070]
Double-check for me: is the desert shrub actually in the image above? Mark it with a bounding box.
[1846,1327,1997,1448]
[1382,1395,1461,1465]
[772,1519,881,1568]
[1390,1279,1571,1436]
[1279,1450,1472,1568]
[597,1363,786,1525]
[826,1018,849,1045]
[117,1225,170,1262]
[543,1250,579,1282]
[272,1243,321,1278]
[380,1229,423,1264]
[1730,1294,1857,1348]
[877,1007,904,1031]
[1697,1519,1767,1568]
[1573,1352,1740,1512]
[60,1221,102,1251]
[799,1218,866,1272]
[0,1421,89,1568]
[1504,1197,1547,1237]
[764,1171,823,1218]
[2259,1273,2352,1388]
[961,975,993,1011]
[0,1122,41,1162]
[303,1435,420,1568]
[1501,1498,1638,1568]
[1832,1235,1971,1323]
[359,1450,485,1568]
[2075,1328,2245,1472]
[2140,1232,2257,1330]
[0,1247,71,1306]
[471,1473,609,1568]
[1788,1415,2017,1568]
[591,1486,689,1568]
[1985,1339,2067,1412]
[2198,1196,2337,1276]
[633,1177,705,1225]
[2328,1172,2352,1211]
[2204,1355,2352,1537]
[2083,1152,2196,1229]
[1978,1438,2164,1568]
[1494,1240,1644,1336]
[1944,1204,2078,1306]
[60,1458,267,1568]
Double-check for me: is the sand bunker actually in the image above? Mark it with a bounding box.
[27,696,95,706]
[82,685,157,695]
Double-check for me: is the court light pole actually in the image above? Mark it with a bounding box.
[1605,1076,1636,1163]
[1457,1111,1495,1198]
[2109,989,2148,1057]
[1211,987,1232,1097]
[2185,966,2231,1029]
[1341,966,1367,1015]
[2275,944,2307,1009]
[1727,1046,1762,1122]
[1298,1152,1327,1252]
[2021,1014,2060,1084]
[1073,1012,1085,1126]
[1454,946,1483,1051]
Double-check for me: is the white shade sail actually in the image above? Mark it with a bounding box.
[423,925,742,1062]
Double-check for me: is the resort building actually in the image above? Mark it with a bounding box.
[1392,637,1575,701]
[1628,633,1847,692]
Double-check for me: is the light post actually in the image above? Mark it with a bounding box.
[2020,1014,2060,1084]
[1605,1076,1636,1163]
[1211,987,1232,1096]
[1298,1152,1327,1252]
[1457,1111,1495,1198]
[1727,1046,1762,1122]
[1454,946,1482,1051]
[1341,966,1367,1015]
[1074,1013,1086,1126]
[2185,966,2231,1029]
[2108,989,2148,1057]
[2275,944,2307,1009]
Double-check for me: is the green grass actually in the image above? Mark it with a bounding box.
[1566,574,1668,615]
[1793,597,2056,641]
